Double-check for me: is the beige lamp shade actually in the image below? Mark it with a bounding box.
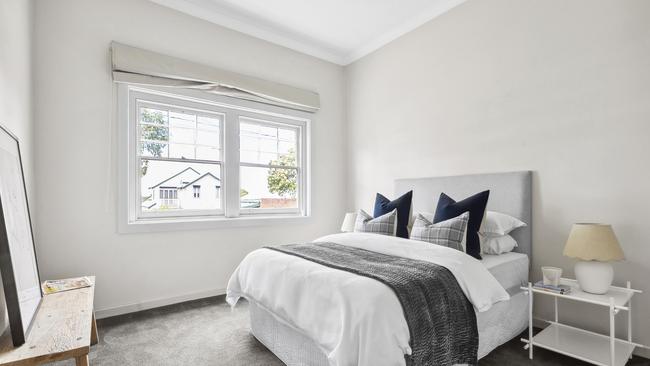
[340,212,357,232]
[563,223,624,261]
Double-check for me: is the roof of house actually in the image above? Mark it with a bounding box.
[180,172,221,189]
[149,167,200,189]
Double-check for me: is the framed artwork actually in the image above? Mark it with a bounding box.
[0,124,42,346]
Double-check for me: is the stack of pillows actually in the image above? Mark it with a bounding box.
[478,211,527,255]
[354,190,526,259]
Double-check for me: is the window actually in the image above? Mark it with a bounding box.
[119,85,310,231]
[158,188,178,208]
[239,118,300,212]
[137,100,223,217]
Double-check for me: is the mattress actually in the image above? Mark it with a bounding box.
[481,251,529,294]
[250,291,529,364]
[248,251,530,365]
[242,243,530,365]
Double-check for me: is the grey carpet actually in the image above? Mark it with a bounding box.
[49,297,283,366]
[47,296,649,366]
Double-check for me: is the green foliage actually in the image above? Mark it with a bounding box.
[140,109,169,176]
[267,150,297,197]
[141,160,149,177]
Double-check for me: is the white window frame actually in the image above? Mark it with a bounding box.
[134,96,225,220]
[238,116,304,216]
[118,84,311,233]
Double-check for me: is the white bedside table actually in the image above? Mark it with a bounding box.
[521,278,648,366]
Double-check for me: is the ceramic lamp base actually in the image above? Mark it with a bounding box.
[574,260,613,294]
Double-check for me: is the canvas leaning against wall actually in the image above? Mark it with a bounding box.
[0,124,42,346]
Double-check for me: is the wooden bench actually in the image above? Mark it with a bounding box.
[0,276,98,366]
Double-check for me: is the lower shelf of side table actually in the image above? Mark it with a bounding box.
[531,323,635,366]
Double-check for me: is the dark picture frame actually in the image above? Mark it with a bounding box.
[0,124,42,346]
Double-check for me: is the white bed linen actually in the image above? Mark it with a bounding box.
[481,252,529,293]
[227,233,509,366]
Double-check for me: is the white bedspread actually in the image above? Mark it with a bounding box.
[226,233,509,366]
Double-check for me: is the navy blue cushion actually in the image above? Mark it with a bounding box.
[374,191,413,239]
[434,190,490,260]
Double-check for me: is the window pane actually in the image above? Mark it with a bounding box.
[169,111,196,129]
[169,127,195,145]
[196,146,220,161]
[140,125,169,142]
[139,103,222,162]
[259,125,278,139]
[278,128,296,141]
[278,141,294,154]
[240,150,279,165]
[240,135,259,151]
[169,143,195,159]
[240,120,298,165]
[140,159,221,212]
[141,108,168,125]
[196,130,220,147]
[198,115,220,131]
[140,141,168,158]
[140,121,169,158]
[240,166,298,209]
[259,138,278,153]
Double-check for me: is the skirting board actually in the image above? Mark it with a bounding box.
[94,287,226,319]
[95,294,650,359]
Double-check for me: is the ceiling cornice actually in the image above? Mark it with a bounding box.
[342,0,467,65]
[150,0,467,66]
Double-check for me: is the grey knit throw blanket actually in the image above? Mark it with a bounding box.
[265,242,478,366]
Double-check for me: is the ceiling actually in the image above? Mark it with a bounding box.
[150,0,467,65]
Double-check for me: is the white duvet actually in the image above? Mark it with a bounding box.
[227,233,509,366]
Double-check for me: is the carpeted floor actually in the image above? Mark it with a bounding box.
[49,296,649,366]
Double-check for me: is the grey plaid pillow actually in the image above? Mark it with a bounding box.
[354,209,397,236]
[410,212,469,252]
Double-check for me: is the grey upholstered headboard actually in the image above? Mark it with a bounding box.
[395,171,532,261]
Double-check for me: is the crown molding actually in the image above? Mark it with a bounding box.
[150,0,466,66]
[342,0,467,64]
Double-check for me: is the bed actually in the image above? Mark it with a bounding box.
[228,171,532,366]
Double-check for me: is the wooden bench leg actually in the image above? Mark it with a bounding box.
[90,312,98,346]
[75,355,89,366]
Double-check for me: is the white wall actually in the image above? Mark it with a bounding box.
[32,0,346,317]
[0,0,34,331]
[346,0,650,357]
[0,0,34,198]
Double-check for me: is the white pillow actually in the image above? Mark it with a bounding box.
[479,211,526,237]
[480,233,518,255]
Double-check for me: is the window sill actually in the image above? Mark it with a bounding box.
[118,214,310,234]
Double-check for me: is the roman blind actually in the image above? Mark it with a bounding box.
[111,42,320,113]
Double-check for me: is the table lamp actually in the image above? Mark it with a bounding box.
[340,212,357,232]
[563,223,624,294]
